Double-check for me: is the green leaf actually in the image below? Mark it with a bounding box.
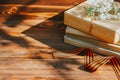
[84,6,95,16]
[117,8,120,13]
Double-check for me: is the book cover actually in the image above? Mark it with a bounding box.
[64,1,120,44]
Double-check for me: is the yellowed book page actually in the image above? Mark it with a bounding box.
[66,26,120,45]
[64,35,120,57]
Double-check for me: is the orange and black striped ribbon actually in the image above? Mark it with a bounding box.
[83,48,120,80]
[84,49,94,68]
[68,48,120,80]
[110,57,120,80]
[84,49,120,80]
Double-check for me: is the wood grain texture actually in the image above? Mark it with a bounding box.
[0,58,117,80]
[0,0,119,80]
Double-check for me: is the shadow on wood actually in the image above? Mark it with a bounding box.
[24,11,78,51]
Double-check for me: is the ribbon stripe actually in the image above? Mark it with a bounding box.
[84,49,94,67]
[66,48,120,80]
[83,48,120,80]
[110,57,120,80]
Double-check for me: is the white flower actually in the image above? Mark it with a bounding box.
[85,0,120,20]
[99,13,107,20]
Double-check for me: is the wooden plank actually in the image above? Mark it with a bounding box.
[0,5,72,9]
[0,0,85,5]
[0,34,55,58]
[0,30,78,59]
[0,58,117,80]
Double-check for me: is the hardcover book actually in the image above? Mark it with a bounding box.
[64,1,120,44]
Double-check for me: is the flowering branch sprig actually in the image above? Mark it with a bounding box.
[84,0,120,20]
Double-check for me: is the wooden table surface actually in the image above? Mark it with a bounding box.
[0,0,119,80]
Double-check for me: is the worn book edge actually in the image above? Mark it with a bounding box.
[64,35,120,57]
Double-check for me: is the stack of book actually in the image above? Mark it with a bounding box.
[64,0,120,57]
